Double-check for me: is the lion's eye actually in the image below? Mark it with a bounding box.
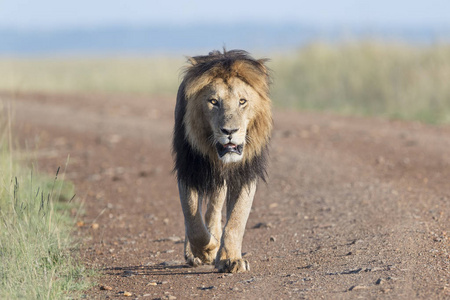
[209,99,219,106]
[239,98,247,105]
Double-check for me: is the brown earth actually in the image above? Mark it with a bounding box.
[5,92,449,299]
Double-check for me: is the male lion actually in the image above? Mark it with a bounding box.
[173,49,272,273]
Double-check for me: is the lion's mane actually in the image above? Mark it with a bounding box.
[173,49,272,195]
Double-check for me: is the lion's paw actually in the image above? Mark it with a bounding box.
[185,246,218,267]
[217,258,250,273]
[186,255,203,267]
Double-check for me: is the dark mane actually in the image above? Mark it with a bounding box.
[173,49,270,195]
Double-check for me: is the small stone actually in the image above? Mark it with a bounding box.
[166,236,182,242]
[122,270,134,277]
[270,236,276,242]
[91,223,99,230]
[376,278,384,285]
[349,285,369,291]
[376,156,385,164]
[147,282,157,286]
[123,291,132,297]
[199,286,215,290]
[100,285,113,290]
[348,268,363,274]
[253,222,273,229]
[160,260,183,267]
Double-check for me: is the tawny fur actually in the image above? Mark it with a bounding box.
[173,49,272,273]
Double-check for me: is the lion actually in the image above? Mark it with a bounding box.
[172,49,272,273]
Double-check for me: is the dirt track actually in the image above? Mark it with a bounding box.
[7,92,449,299]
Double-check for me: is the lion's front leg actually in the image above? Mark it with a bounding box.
[205,186,227,253]
[216,181,257,273]
[178,181,219,266]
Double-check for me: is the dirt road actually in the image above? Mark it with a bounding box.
[8,92,449,299]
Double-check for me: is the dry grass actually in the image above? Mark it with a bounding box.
[270,41,450,123]
[1,42,450,123]
[0,56,183,96]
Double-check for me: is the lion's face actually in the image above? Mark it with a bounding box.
[202,77,257,163]
[180,50,272,167]
[184,75,270,165]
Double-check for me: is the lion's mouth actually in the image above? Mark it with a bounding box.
[216,142,243,157]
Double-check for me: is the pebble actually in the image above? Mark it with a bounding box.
[100,285,113,290]
[199,286,215,290]
[270,236,276,242]
[158,236,182,243]
[122,270,135,277]
[160,260,183,266]
[123,291,132,297]
[349,285,369,291]
[253,222,273,229]
[376,278,384,285]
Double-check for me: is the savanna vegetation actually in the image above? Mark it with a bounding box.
[0,106,90,299]
[1,41,450,123]
[0,40,449,298]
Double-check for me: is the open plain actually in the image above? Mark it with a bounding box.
[9,92,449,299]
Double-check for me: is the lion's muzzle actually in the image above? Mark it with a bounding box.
[216,142,244,158]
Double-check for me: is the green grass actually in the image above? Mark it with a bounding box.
[0,107,90,299]
[1,42,450,123]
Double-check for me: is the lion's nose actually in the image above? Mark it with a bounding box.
[220,127,239,135]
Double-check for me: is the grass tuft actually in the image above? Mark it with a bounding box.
[0,105,90,299]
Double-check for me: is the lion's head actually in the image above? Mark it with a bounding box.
[173,49,272,192]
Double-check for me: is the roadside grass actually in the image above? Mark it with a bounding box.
[1,41,450,123]
[0,106,90,299]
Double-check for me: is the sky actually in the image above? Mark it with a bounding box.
[1,0,450,30]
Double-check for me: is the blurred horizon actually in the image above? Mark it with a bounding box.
[1,0,450,56]
[1,22,450,57]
